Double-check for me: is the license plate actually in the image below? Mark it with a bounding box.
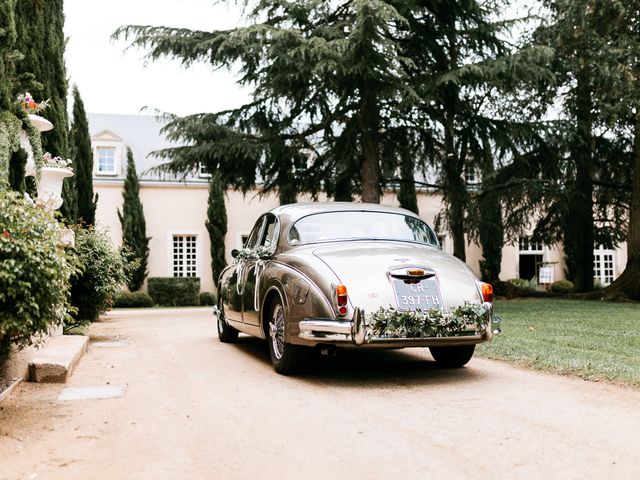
[391,277,443,311]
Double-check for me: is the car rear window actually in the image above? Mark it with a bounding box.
[289,211,439,246]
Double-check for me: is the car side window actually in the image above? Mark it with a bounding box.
[259,214,278,248]
[245,217,264,250]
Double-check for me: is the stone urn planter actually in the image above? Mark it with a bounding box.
[37,166,73,211]
[23,114,54,177]
[28,113,53,133]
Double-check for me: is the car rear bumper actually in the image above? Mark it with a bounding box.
[298,305,499,348]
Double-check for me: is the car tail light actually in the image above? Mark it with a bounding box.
[482,283,494,303]
[336,284,348,316]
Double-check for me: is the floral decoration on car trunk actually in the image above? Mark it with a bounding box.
[365,303,490,340]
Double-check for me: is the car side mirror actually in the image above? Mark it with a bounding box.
[231,248,240,259]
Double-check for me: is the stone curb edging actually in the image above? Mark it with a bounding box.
[0,378,23,404]
[28,336,89,383]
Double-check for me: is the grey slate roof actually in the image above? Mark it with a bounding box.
[87,113,203,183]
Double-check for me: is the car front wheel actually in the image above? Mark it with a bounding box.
[429,345,475,368]
[268,298,308,375]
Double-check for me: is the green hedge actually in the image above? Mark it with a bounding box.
[199,292,216,306]
[147,277,201,306]
[114,291,154,308]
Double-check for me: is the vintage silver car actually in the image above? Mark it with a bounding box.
[214,202,499,374]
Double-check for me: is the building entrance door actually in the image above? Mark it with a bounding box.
[519,254,543,280]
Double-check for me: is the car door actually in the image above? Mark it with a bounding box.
[223,218,263,323]
[241,213,278,326]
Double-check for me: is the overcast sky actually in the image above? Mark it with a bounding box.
[64,0,250,117]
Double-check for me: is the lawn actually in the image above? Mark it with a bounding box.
[476,298,640,387]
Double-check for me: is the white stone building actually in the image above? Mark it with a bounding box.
[88,113,627,293]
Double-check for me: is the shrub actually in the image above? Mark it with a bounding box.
[551,280,574,294]
[199,292,216,306]
[148,277,200,306]
[505,278,539,298]
[507,278,539,292]
[68,226,134,328]
[0,191,78,354]
[114,291,154,308]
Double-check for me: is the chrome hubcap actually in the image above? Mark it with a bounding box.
[269,304,285,360]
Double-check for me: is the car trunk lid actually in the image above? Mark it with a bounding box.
[312,241,481,314]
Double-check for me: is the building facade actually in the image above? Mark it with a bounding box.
[88,113,628,294]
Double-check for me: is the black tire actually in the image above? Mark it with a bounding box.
[216,300,238,343]
[429,345,475,368]
[268,297,308,375]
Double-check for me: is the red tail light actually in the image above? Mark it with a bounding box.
[482,283,494,303]
[336,285,348,316]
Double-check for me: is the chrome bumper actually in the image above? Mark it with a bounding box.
[298,306,499,347]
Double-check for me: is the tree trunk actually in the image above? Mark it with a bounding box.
[398,140,418,214]
[604,111,640,300]
[440,28,466,261]
[360,89,381,204]
[442,110,466,262]
[278,158,297,205]
[478,140,503,283]
[565,69,594,292]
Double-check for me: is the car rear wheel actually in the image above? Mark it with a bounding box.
[268,298,308,375]
[217,299,238,343]
[429,345,475,368]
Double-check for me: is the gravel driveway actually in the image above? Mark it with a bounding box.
[0,308,638,479]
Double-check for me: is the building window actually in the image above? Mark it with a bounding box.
[199,163,211,178]
[518,236,543,253]
[518,235,544,281]
[464,166,480,185]
[96,147,116,174]
[594,248,615,285]
[173,235,197,277]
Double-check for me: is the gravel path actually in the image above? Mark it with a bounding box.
[0,308,639,479]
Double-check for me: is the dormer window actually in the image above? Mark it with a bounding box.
[91,129,123,177]
[97,147,116,174]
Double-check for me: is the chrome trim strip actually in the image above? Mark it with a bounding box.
[299,319,352,335]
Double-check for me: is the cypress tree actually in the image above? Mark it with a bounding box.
[0,0,14,113]
[8,149,27,192]
[70,85,96,225]
[0,0,16,187]
[14,0,73,220]
[117,147,149,291]
[206,171,227,288]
